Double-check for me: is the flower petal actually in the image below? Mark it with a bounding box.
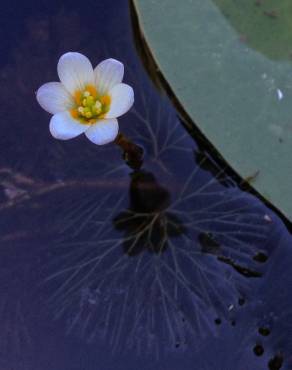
[36,82,73,114]
[94,58,124,95]
[106,83,134,119]
[85,118,119,145]
[57,52,94,94]
[49,111,89,140]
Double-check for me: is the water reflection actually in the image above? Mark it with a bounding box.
[114,170,185,256]
[40,132,276,356]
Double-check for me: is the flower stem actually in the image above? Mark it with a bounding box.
[114,133,144,170]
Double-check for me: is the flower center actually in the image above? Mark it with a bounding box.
[70,85,111,124]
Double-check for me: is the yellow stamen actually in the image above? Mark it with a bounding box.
[71,87,111,124]
[86,96,94,105]
[70,108,79,119]
[86,85,98,98]
[95,101,102,109]
[100,95,111,106]
[74,91,82,105]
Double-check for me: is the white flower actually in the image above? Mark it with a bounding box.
[36,52,134,145]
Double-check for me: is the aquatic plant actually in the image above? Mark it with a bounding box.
[0,1,291,368]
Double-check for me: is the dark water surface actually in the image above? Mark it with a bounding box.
[0,1,292,369]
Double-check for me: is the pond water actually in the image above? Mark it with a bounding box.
[0,0,292,369]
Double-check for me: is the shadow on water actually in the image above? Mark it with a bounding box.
[0,0,291,369]
[114,170,185,256]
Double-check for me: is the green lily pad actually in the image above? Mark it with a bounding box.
[133,0,292,221]
[214,0,292,61]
